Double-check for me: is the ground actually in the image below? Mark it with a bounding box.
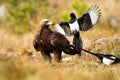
[0,26,120,80]
[0,0,120,80]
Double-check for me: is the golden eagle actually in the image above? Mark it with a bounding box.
[33,19,79,63]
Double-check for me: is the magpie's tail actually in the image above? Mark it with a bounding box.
[81,48,100,57]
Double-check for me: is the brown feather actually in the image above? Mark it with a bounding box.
[33,19,78,63]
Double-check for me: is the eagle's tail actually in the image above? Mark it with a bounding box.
[63,45,80,55]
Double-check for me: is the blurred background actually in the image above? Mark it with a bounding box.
[0,0,120,57]
[0,0,120,34]
[0,0,120,80]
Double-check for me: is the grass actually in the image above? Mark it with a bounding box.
[0,0,120,80]
[0,25,120,80]
[0,55,120,80]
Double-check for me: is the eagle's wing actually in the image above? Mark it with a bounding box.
[33,34,42,51]
[78,5,101,31]
[50,32,70,49]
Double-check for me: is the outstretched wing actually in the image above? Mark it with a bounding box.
[54,22,72,36]
[54,5,101,35]
[78,5,101,31]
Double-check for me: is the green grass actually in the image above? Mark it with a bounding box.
[0,0,120,80]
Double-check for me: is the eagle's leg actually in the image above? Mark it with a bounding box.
[53,51,62,62]
[41,49,52,63]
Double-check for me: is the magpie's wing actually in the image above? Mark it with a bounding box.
[78,5,101,31]
[102,54,116,60]
[54,22,72,36]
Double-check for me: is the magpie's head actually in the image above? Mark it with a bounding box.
[70,12,76,19]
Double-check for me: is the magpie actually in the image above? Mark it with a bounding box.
[81,48,120,66]
[54,5,101,55]
[72,30,83,56]
[58,12,83,55]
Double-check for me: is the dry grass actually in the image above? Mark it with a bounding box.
[0,55,120,80]
[0,0,120,80]
[0,24,120,80]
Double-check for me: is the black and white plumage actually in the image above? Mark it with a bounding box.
[82,48,120,66]
[33,19,79,63]
[55,5,101,34]
[72,31,83,55]
[54,5,101,55]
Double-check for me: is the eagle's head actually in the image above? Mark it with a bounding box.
[40,19,53,26]
[38,19,53,33]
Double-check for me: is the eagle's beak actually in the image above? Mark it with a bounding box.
[47,21,53,25]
